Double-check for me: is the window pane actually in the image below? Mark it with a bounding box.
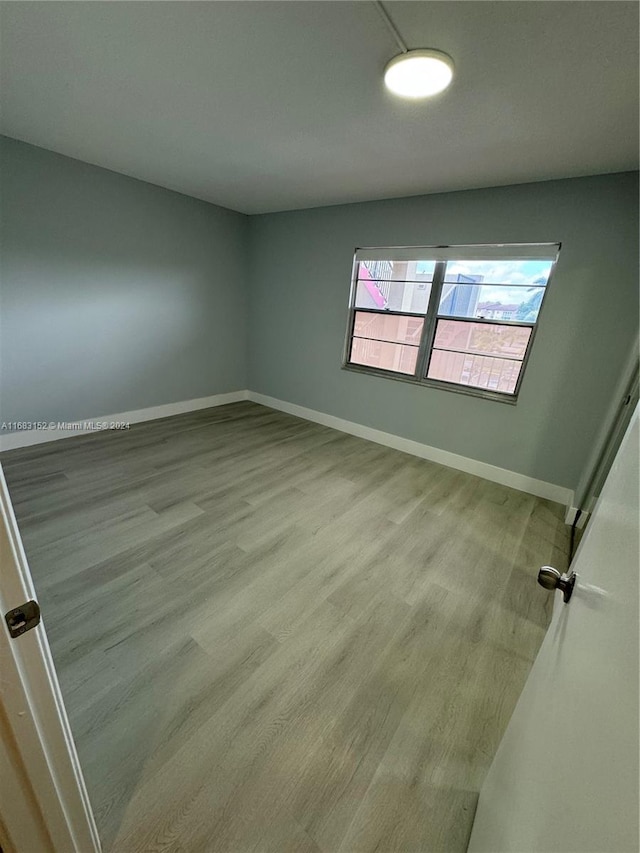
[443,259,553,286]
[355,280,432,313]
[353,312,424,345]
[356,259,434,314]
[350,338,419,374]
[433,320,531,359]
[438,284,546,322]
[427,350,522,394]
[358,260,435,283]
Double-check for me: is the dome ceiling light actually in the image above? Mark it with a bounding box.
[374,1,454,99]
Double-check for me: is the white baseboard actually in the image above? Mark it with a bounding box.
[564,506,589,528]
[247,391,574,509]
[0,390,249,452]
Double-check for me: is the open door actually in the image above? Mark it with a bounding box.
[0,465,100,852]
[468,406,639,852]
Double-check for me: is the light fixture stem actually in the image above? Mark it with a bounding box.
[373,1,409,54]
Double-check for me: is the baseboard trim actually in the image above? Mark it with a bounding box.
[564,506,589,528]
[248,391,574,508]
[0,390,249,452]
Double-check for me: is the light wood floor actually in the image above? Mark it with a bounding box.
[1,402,569,852]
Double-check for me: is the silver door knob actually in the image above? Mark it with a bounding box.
[537,566,576,603]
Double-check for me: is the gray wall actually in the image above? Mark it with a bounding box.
[0,136,248,426]
[2,136,637,493]
[247,173,639,491]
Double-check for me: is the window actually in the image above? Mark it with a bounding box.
[343,243,560,402]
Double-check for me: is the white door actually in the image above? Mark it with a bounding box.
[0,465,100,852]
[468,406,639,852]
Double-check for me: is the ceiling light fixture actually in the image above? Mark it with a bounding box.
[374,1,454,99]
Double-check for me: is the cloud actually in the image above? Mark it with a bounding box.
[445,260,551,285]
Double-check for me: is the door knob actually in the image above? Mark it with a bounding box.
[537,566,576,603]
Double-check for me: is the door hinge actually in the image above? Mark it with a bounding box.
[4,600,41,638]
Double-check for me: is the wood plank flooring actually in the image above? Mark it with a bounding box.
[1,402,569,852]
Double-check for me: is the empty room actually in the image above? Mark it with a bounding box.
[0,2,638,852]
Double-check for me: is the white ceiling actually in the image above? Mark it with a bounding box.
[1,1,638,214]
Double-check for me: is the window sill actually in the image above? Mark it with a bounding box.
[341,363,519,405]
